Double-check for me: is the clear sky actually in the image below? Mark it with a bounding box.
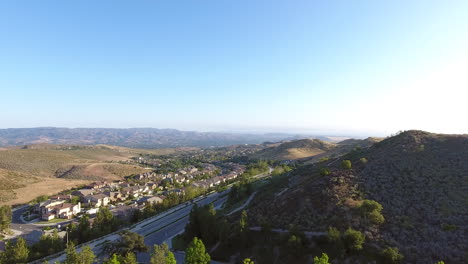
[1,1,467,136]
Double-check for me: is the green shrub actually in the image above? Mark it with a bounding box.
[341,160,352,170]
[381,247,403,264]
[368,210,385,225]
[327,227,340,243]
[32,195,49,204]
[360,200,383,213]
[320,167,331,176]
[360,158,368,164]
[360,200,385,225]
[441,223,457,231]
[343,228,365,252]
[313,253,330,264]
[319,157,330,162]
[417,144,425,152]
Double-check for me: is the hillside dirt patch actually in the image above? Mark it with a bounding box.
[1,177,90,206]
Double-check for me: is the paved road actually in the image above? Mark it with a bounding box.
[10,206,43,244]
[40,190,229,264]
[137,194,228,263]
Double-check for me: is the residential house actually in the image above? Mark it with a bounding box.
[40,200,65,217]
[87,181,108,190]
[137,196,163,206]
[119,182,131,188]
[104,191,123,202]
[188,167,198,174]
[72,189,94,197]
[174,175,186,184]
[49,195,72,201]
[41,202,81,220]
[83,194,109,207]
[146,182,158,190]
[121,186,142,198]
[51,203,81,219]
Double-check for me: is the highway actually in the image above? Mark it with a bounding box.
[136,192,228,263]
[37,190,229,264]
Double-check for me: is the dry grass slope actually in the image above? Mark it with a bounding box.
[0,144,182,205]
[252,139,336,160]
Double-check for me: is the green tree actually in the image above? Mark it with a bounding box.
[70,196,80,204]
[63,243,95,264]
[243,258,255,264]
[435,262,445,264]
[104,230,148,256]
[381,247,403,264]
[94,207,119,236]
[185,237,210,264]
[0,237,29,264]
[313,253,330,264]
[150,243,176,264]
[0,205,12,232]
[166,251,176,264]
[30,230,65,260]
[341,160,352,170]
[343,228,365,252]
[104,254,121,264]
[79,246,96,264]
[63,243,79,264]
[118,252,137,264]
[76,214,92,242]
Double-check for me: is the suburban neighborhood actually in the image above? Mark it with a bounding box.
[17,160,246,231]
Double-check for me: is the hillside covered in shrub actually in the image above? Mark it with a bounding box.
[246,130,467,263]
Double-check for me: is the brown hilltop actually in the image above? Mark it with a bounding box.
[251,138,336,160]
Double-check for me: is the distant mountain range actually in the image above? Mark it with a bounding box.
[0,127,340,148]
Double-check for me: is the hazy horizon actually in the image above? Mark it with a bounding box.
[1,1,467,135]
[0,126,370,138]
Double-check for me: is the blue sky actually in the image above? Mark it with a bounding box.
[1,1,467,136]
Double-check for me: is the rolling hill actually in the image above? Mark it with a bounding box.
[252,139,336,160]
[0,144,182,205]
[247,130,468,263]
[251,137,381,161]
